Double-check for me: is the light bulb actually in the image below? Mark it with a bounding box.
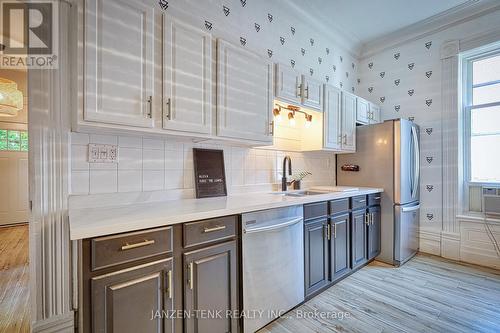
[305,120,311,128]
[274,113,282,123]
[288,112,296,127]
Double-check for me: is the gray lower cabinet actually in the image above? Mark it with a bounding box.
[304,218,329,296]
[183,240,239,333]
[91,258,174,333]
[351,209,368,269]
[330,212,350,281]
[368,206,381,260]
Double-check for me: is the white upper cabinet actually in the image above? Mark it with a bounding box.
[275,64,301,105]
[342,91,357,152]
[301,76,323,110]
[84,0,155,128]
[216,39,273,143]
[369,103,381,124]
[323,85,342,150]
[163,17,212,134]
[356,98,370,125]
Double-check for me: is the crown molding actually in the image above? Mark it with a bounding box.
[360,0,500,59]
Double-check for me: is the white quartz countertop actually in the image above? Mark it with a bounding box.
[69,187,383,240]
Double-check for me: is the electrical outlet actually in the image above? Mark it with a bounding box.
[88,144,119,163]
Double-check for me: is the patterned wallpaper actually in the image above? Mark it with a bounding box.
[158,0,359,92]
[358,39,442,234]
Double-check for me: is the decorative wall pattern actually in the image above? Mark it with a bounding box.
[359,38,443,236]
[159,0,358,91]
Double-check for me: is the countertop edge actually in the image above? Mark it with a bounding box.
[70,188,383,240]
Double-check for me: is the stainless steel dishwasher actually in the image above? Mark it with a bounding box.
[241,205,304,333]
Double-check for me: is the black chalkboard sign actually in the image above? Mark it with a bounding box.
[193,148,227,198]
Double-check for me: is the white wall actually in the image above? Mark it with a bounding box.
[358,8,500,266]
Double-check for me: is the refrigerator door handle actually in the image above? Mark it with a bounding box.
[402,204,420,212]
[411,125,420,199]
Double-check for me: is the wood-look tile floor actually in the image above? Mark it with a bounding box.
[0,225,30,333]
[259,254,500,333]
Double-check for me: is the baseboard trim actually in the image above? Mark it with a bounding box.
[32,312,74,333]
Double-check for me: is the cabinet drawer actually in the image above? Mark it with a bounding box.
[351,195,368,210]
[368,193,382,206]
[91,227,172,271]
[329,198,349,215]
[183,216,237,248]
[304,202,328,221]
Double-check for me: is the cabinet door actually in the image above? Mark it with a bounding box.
[184,241,238,333]
[323,85,342,150]
[351,209,368,269]
[330,213,351,281]
[91,258,174,333]
[85,0,155,128]
[302,76,323,111]
[369,103,381,124]
[368,206,381,260]
[304,218,329,297]
[341,92,357,151]
[275,63,301,104]
[356,98,370,125]
[163,18,212,134]
[217,39,273,143]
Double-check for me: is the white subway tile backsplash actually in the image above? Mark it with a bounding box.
[90,134,117,145]
[118,170,142,192]
[143,170,165,191]
[90,170,118,193]
[70,133,335,195]
[143,149,165,170]
[119,136,142,148]
[71,145,89,170]
[71,170,89,194]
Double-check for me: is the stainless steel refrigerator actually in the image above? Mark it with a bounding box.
[337,119,420,266]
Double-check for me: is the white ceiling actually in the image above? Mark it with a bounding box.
[295,0,471,44]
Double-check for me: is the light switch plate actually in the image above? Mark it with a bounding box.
[88,143,118,163]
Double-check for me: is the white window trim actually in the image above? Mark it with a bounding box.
[460,43,500,189]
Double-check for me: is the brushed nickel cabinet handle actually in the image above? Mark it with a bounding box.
[334,224,337,239]
[365,214,370,226]
[120,239,155,251]
[188,262,194,290]
[327,224,331,240]
[358,199,366,203]
[167,270,173,299]
[343,134,347,145]
[269,121,274,136]
[147,95,153,118]
[297,83,302,97]
[370,213,374,225]
[305,85,309,99]
[374,196,381,200]
[203,225,226,233]
[338,134,342,144]
[165,97,171,120]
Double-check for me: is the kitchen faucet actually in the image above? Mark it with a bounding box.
[282,155,292,191]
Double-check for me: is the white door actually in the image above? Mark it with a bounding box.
[356,98,370,125]
[84,0,155,128]
[342,92,357,152]
[370,103,381,124]
[302,76,323,111]
[216,39,273,143]
[323,85,342,150]
[0,150,28,225]
[275,63,301,105]
[163,17,212,134]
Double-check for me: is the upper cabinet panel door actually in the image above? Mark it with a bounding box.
[85,0,155,128]
[217,39,273,143]
[323,85,342,150]
[275,64,301,105]
[341,92,357,152]
[163,18,212,134]
[356,98,370,125]
[370,103,381,124]
[302,76,323,111]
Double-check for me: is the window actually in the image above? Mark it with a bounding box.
[0,129,28,152]
[464,51,500,184]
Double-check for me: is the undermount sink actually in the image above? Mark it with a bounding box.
[278,190,327,197]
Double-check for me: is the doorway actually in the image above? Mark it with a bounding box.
[0,68,30,332]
